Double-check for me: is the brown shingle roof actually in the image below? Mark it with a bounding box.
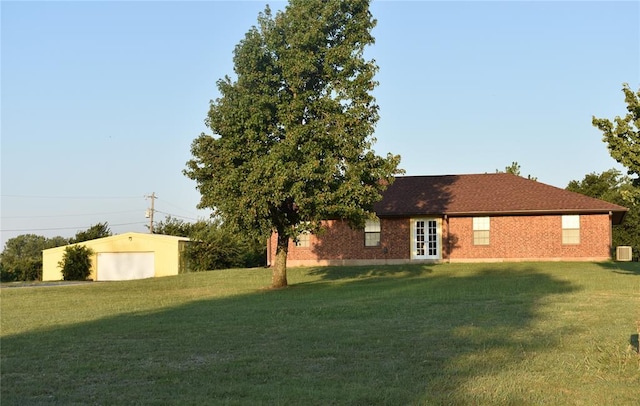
[374,173,628,224]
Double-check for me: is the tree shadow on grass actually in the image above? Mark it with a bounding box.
[303,263,433,281]
[2,266,579,405]
[595,261,640,275]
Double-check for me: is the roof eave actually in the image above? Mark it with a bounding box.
[377,208,628,224]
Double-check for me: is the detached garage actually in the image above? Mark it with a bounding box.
[42,233,190,281]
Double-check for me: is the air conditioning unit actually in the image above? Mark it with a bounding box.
[616,246,632,262]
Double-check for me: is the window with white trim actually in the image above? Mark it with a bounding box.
[473,217,490,245]
[562,215,580,244]
[364,218,381,247]
[295,231,310,248]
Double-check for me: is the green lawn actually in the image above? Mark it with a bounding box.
[2,262,639,405]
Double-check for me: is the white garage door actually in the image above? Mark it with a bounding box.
[97,252,155,281]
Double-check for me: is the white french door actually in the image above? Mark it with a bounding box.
[411,218,441,260]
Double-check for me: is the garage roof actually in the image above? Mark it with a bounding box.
[42,232,190,253]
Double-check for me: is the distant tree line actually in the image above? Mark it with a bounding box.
[0,222,112,282]
[1,218,266,282]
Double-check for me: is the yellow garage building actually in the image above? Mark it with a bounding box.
[42,232,190,281]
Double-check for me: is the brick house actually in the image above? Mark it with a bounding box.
[267,173,628,266]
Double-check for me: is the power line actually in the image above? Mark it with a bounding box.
[157,199,202,218]
[1,194,142,200]
[0,222,147,233]
[154,210,201,222]
[1,210,142,219]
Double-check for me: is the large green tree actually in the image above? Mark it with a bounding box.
[567,169,639,260]
[185,0,401,288]
[592,83,640,184]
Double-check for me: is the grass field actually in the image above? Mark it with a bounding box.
[2,262,639,405]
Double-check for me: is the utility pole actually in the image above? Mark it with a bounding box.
[145,192,157,233]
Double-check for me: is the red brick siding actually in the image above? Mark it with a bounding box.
[268,218,410,263]
[446,214,611,260]
[269,214,613,264]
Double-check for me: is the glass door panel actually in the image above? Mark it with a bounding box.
[412,218,440,260]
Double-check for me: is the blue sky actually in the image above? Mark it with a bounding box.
[1,1,638,247]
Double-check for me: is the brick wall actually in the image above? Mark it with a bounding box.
[445,214,612,261]
[269,213,613,265]
[268,218,410,265]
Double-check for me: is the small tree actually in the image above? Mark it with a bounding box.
[152,216,193,237]
[496,161,537,181]
[70,222,111,244]
[59,245,93,281]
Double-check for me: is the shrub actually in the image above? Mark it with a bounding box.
[156,217,266,271]
[21,259,43,281]
[0,262,14,282]
[59,245,93,281]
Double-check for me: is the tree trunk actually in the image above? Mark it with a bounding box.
[272,232,289,288]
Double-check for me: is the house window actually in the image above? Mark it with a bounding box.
[295,231,310,248]
[562,215,580,244]
[365,218,381,247]
[473,217,490,245]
